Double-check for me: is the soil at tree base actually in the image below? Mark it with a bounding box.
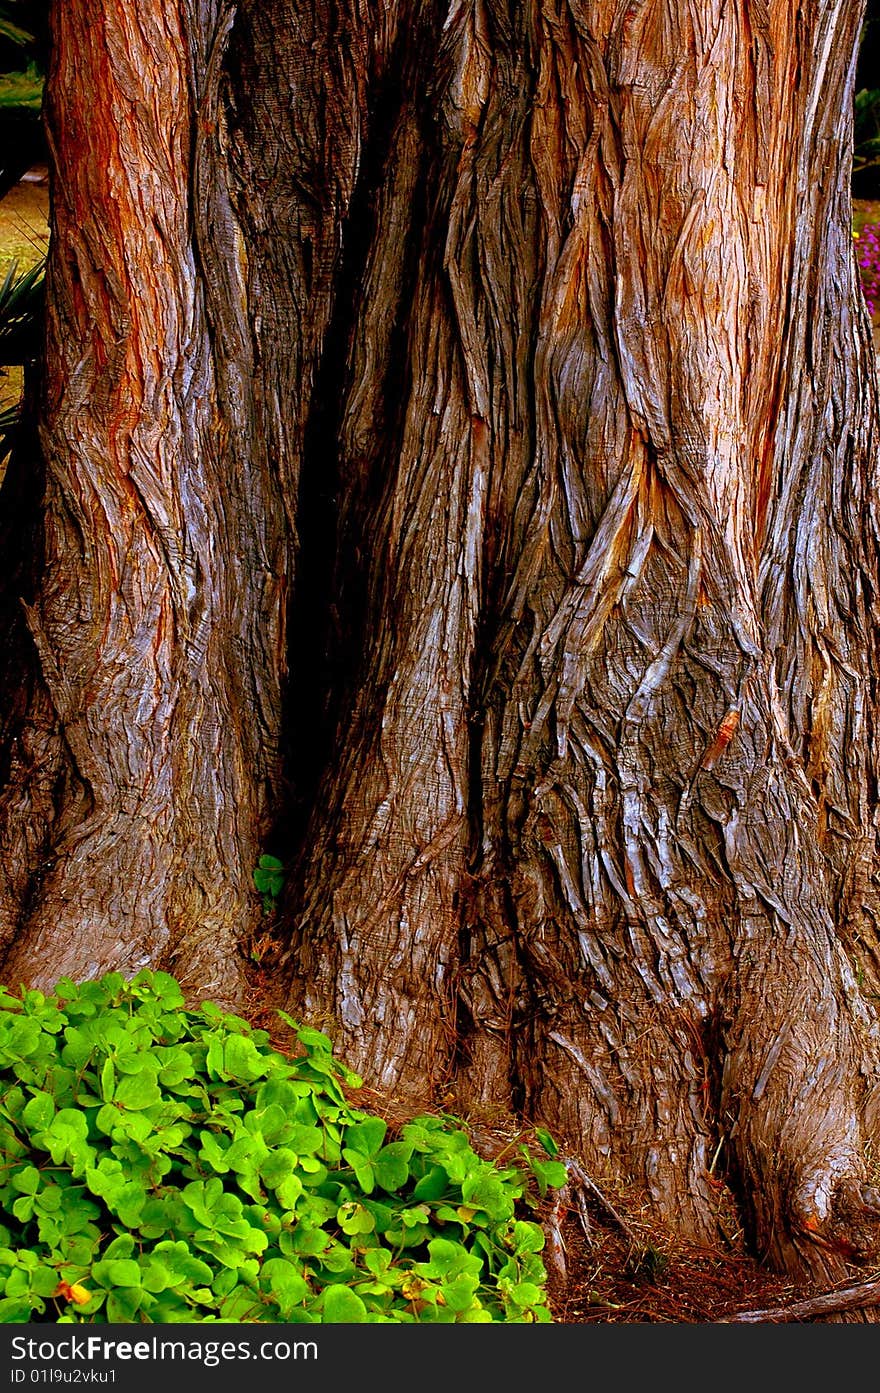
[549,1204,819,1323]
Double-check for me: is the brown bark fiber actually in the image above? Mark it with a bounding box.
[1,0,880,1290]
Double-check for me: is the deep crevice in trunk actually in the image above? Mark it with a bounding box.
[283,35,433,860]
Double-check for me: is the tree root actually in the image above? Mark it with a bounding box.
[726,1275,880,1323]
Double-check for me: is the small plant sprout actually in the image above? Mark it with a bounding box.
[253,854,284,914]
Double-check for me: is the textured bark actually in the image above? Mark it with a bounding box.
[1,0,879,1292]
[0,0,292,1001]
[282,0,880,1283]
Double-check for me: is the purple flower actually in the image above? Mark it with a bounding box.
[855,220,880,318]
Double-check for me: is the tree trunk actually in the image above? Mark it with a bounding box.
[0,0,294,1002]
[283,0,880,1282]
[2,0,880,1290]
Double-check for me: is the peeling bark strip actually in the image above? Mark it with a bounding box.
[1,0,880,1293]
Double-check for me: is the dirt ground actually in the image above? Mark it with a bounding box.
[0,164,49,275]
[547,1195,827,1324]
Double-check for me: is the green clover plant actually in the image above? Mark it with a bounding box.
[252,855,284,914]
[0,971,565,1323]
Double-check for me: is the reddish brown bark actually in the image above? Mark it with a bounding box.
[283,0,880,1282]
[0,0,292,1003]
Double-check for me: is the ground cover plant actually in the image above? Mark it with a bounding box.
[0,971,564,1323]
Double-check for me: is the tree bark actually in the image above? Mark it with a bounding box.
[1,0,879,1290]
[0,0,294,1002]
[283,0,880,1281]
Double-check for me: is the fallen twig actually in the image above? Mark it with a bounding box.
[572,1182,594,1246]
[725,1277,880,1323]
[562,1155,641,1248]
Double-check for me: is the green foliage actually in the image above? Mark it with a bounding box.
[0,256,44,357]
[252,855,284,914]
[0,971,563,1323]
[0,1,47,57]
[0,62,40,109]
[0,256,44,466]
[0,6,34,49]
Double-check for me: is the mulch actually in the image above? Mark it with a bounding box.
[548,1202,797,1324]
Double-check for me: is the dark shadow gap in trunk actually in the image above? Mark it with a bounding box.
[281,36,433,865]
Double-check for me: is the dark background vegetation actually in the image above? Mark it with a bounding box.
[855,0,880,198]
